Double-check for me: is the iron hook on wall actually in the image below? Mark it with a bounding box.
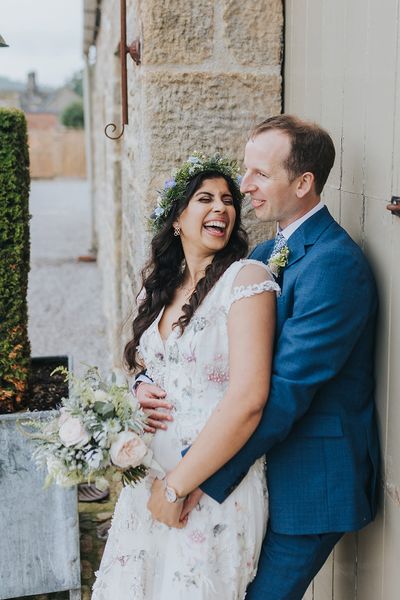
[104,0,141,140]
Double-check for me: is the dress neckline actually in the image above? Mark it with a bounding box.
[154,306,177,346]
[152,260,249,346]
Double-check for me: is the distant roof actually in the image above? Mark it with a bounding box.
[0,72,81,114]
[0,76,26,92]
[83,0,101,55]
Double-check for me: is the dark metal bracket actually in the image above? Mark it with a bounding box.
[127,40,141,65]
[104,0,141,140]
[387,196,400,217]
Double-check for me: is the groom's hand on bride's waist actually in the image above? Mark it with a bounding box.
[135,383,173,433]
[179,488,204,523]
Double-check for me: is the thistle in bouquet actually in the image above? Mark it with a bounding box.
[20,366,161,490]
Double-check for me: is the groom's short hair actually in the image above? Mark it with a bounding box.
[251,115,335,195]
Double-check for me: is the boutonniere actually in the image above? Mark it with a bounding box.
[267,245,289,278]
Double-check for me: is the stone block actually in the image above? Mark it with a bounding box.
[223,0,283,66]
[144,71,281,168]
[129,71,281,253]
[142,0,214,64]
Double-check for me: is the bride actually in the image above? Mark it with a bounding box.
[92,153,280,599]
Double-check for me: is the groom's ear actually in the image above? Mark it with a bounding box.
[295,172,314,199]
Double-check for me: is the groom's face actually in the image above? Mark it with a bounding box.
[241,129,301,228]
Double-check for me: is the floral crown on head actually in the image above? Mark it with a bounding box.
[149,152,244,233]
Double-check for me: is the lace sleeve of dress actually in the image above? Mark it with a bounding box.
[229,278,281,308]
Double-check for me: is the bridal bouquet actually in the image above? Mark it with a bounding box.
[21,366,160,490]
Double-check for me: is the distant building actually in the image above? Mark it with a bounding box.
[0,74,24,109]
[1,71,82,116]
[0,72,86,179]
[0,90,20,109]
[19,72,49,112]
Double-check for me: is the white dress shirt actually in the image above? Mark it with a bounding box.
[279,200,325,240]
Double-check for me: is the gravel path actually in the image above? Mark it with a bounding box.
[28,179,111,376]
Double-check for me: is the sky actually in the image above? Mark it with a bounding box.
[0,0,83,88]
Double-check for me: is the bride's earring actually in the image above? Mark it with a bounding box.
[173,225,181,237]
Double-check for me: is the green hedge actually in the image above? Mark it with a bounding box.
[0,108,31,413]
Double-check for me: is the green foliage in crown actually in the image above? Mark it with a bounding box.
[149,152,244,233]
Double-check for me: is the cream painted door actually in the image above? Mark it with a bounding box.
[284,1,400,598]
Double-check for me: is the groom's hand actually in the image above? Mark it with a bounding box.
[136,383,173,433]
[179,488,204,522]
[147,478,186,528]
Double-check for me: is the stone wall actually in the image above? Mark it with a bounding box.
[87,0,283,364]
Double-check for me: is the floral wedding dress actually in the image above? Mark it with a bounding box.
[92,259,280,600]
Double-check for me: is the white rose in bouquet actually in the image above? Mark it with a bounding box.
[58,407,69,426]
[93,389,108,403]
[110,431,148,469]
[59,415,90,447]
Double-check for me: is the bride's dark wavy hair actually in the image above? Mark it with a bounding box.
[124,171,248,371]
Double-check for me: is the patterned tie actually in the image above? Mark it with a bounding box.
[267,231,289,279]
[270,231,287,258]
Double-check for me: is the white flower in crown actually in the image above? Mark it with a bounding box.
[267,245,290,278]
[154,206,165,217]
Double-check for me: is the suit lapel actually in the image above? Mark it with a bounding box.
[285,206,334,269]
[286,230,306,268]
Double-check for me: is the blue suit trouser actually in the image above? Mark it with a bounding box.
[246,524,343,600]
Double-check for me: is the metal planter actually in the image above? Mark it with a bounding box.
[0,356,81,600]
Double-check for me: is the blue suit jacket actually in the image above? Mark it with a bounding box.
[201,206,380,535]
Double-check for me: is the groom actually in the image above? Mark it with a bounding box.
[140,115,380,599]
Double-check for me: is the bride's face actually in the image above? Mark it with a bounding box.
[175,177,237,256]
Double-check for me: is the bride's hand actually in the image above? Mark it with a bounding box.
[179,488,204,523]
[136,383,173,433]
[147,478,186,529]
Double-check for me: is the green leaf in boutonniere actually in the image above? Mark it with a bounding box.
[267,245,289,278]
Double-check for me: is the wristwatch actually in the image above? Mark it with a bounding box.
[163,477,185,503]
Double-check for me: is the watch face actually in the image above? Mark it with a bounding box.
[165,486,177,503]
